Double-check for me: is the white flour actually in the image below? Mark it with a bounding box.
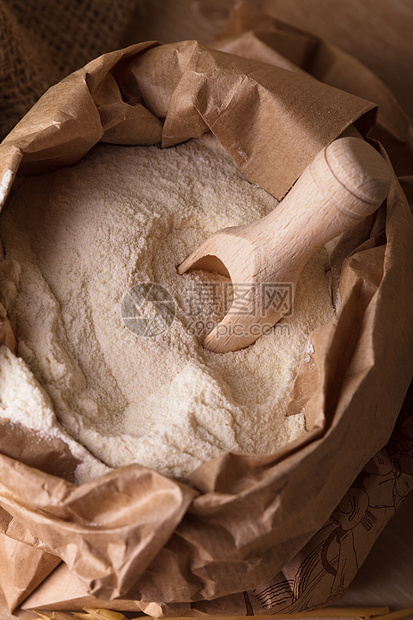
[0,136,335,482]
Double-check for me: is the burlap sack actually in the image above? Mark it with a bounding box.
[0,0,139,140]
[0,5,412,617]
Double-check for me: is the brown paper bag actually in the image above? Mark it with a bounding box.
[0,534,59,613]
[0,9,412,616]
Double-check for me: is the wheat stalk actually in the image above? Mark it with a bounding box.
[32,605,413,620]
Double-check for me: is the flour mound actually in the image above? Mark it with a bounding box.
[0,136,335,481]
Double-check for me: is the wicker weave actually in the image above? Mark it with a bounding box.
[0,0,138,140]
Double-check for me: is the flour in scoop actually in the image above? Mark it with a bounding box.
[0,136,335,482]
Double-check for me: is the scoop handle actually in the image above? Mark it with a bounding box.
[260,137,391,271]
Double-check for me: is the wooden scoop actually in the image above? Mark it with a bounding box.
[178,137,391,353]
